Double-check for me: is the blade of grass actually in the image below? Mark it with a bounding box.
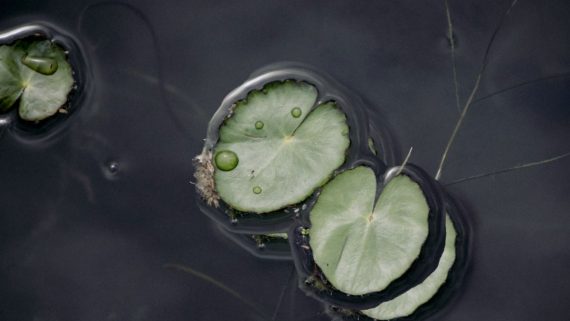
[435,0,519,181]
[445,152,570,186]
[164,263,269,319]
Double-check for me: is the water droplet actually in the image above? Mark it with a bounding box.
[253,186,262,194]
[21,55,58,75]
[291,107,302,118]
[215,150,239,171]
[255,121,264,129]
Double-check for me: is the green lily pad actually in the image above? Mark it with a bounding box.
[0,46,23,112]
[0,39,74,121]
[361,215,457,320]
[309,166,430,296]
[213,80,350,213]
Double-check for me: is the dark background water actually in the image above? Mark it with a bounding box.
[0,0,569,320]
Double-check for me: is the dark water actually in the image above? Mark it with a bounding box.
[0,1,569,321]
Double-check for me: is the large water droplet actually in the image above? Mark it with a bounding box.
[255,121,264,129]
[291,107,302,118]
[215,150,239,171]
[253,186,262,194]
[21,55,58,75]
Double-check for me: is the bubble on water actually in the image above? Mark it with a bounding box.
[107,161,119,174]
[102,160,121,180]
[255,120,264,129]
[253,186,262,194]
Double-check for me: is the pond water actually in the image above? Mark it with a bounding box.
[0,1,569,321]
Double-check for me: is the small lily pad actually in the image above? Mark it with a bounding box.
[361,214,457,320]
[213,80,350,213]
[309,166,430,296]
[0,46,23,112]
[0,38,74,121]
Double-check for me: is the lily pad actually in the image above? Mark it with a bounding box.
[213,80,350,213]
[0,46,23,112]
[0,38,74,121]
[361,214,457,320]
[309,166,431,296]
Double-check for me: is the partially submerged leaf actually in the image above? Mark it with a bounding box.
[309,166,430,295]
[213,81,350,213]
[361,215,457,320]
[0,39,74,121]
[16,40,74,121]
[0,45,23,112]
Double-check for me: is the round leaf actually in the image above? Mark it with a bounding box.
[362,215,457,320]
[15,40,74,121]
[309,166,430,295]
[214,81,350,213]
[0,45,24,112]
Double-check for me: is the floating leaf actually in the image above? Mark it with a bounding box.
[309,166,430,295]
[0,39,74,121]
[361,215,457,320]
[213,80,350,213]
[0,45,23,112]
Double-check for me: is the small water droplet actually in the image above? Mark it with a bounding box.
[291,107,302,118]
[253,186,262,194]
[255,120,264,129]
[215,150,239,171]
[21,55,58,75]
